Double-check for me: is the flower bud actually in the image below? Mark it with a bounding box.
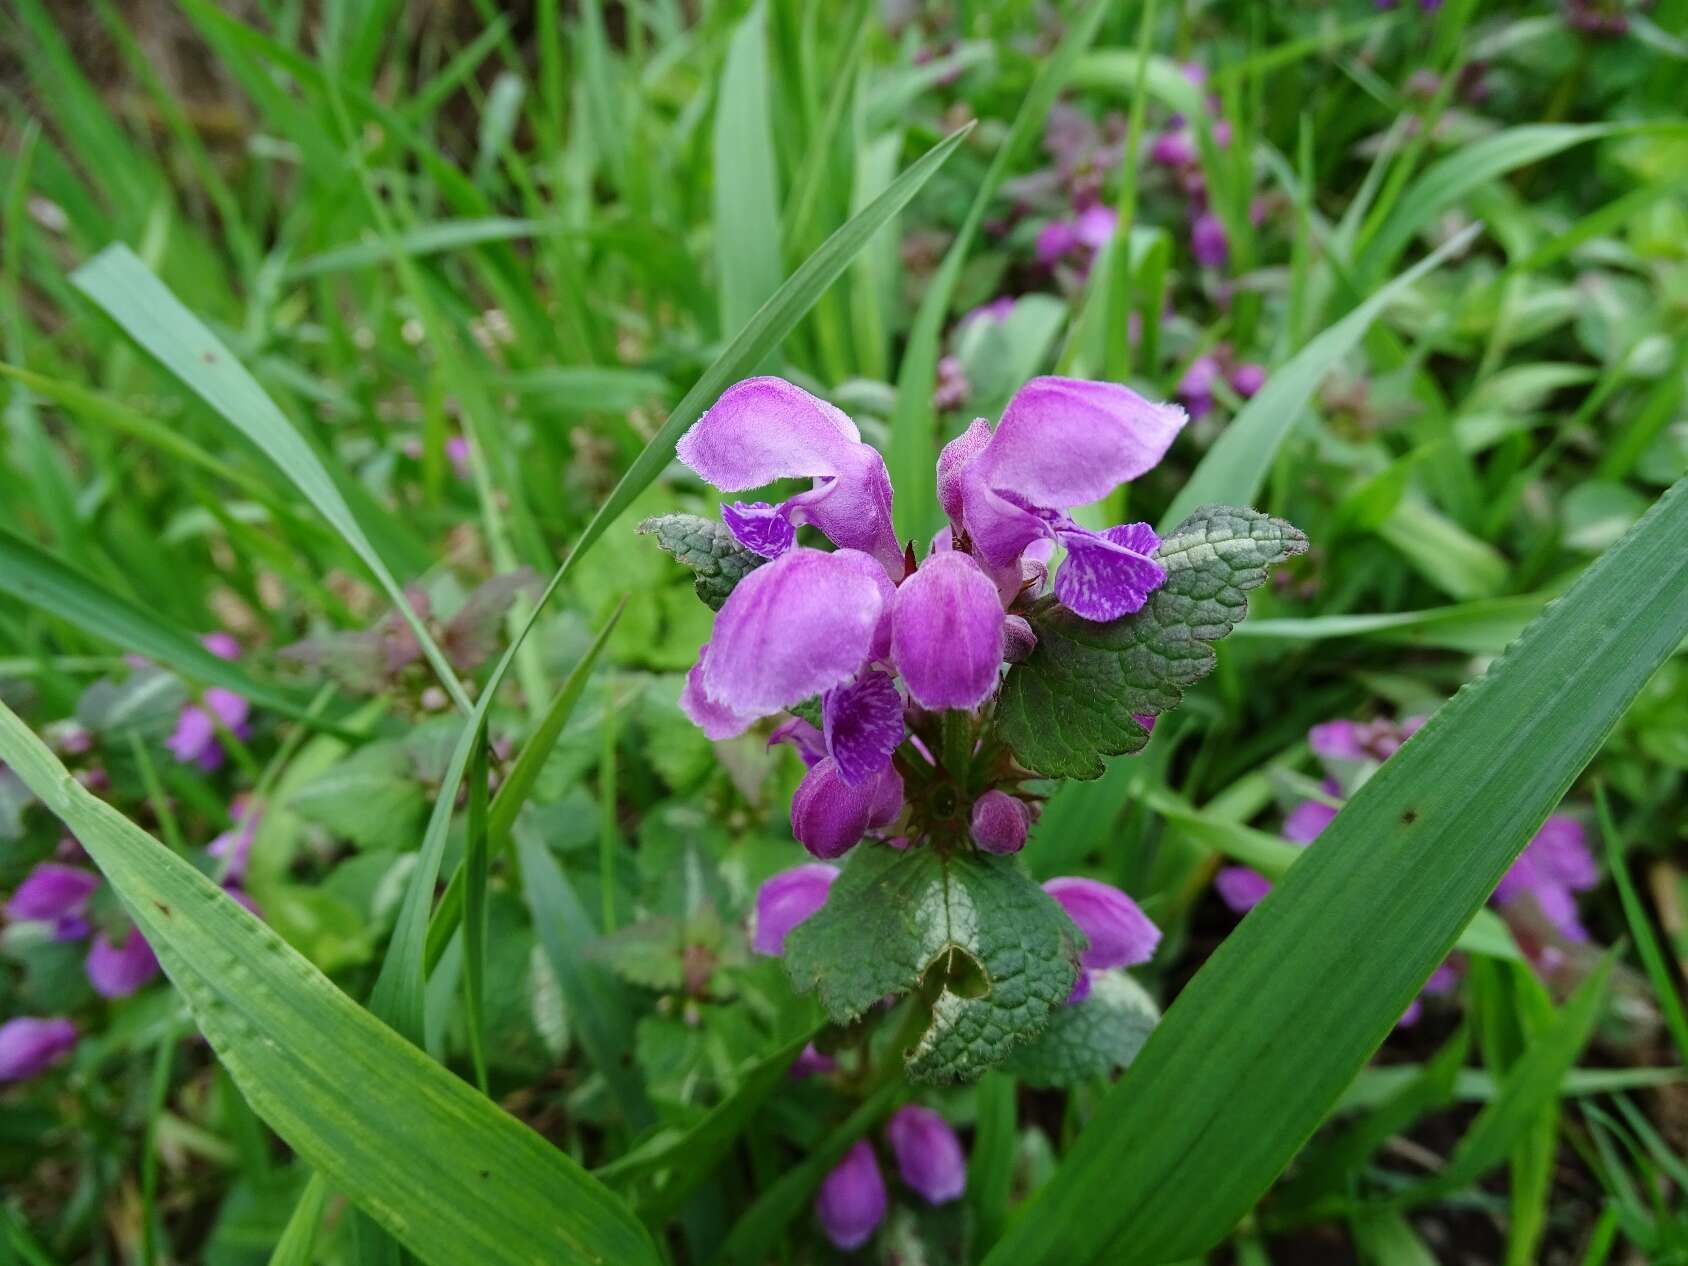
[86,926,160,999]
[885,1105,967,1205]
[815,1139,886,1251]
[751,863,839,956]
[970,790,1029,855]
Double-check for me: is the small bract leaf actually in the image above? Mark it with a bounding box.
[998,505,1308,779]
[783,846,1082,1083]
[638,513,768,610]
[1004,969,1159,1088]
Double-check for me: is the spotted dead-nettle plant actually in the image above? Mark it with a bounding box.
[642,375,1306,1084]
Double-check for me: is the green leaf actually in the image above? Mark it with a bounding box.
[70,244,470,713]
[1157,227,1477,532]
[713,2,784,341]
[998,505,1308,779]
[637,514,767,611]
[0,527,327,729]
[287,740,425,852]
[981,475,1688,1266]
[1003,969,1159,1089]
[266,1173,328,1266]
[0,700,659,1266]
[783,846,1082,1083]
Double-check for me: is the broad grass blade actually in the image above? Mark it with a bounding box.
[0,703,660,1266]
[985,475,1688,1266]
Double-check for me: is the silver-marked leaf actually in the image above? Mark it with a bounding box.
[637,513,767,611]
[783,846,1082,1083]
[998,505,1307,779]
[1003,969,1159,1088]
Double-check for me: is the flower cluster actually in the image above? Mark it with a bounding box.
[675,374,1185,861]
[1217,715,1600,1023]
[815,1105,967,1250]
[167,633,251,771]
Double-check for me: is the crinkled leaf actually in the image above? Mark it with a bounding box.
[783,846,1082,1083]
[1004,969,1159,1088]
[288,740,425,851]
[637,513,767,611]
[999,505,1308,779]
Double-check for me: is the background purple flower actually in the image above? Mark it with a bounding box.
[0,1018,77,1082]
[885,1105,967,1204]
[752,863,839,955]
[815,1139,886,1251]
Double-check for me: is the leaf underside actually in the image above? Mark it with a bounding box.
[782,846,1082,1083]
[637,513,766,610]
[998,504,1309,779]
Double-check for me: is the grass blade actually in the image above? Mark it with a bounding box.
[69,245,472,713]
[266,1173,328,1266]
[1599,786,1688,1066]
[1159,225,1478,532]
[0,701,660,1266]
[713,3,785,341]
[985,475,1688,1266]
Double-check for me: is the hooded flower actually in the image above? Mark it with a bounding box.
[674,375,1185,860]
[0,1017,77,1082]
[970,790,1030,855]
[752,863,839,955]
[5,863,98,940]
[1044,876,1161,1003]
[816,1139,887,1251]
[86,926,161,999]
[167,634,251,771]
[885,1106,967,1205]
[939,377,1184,617]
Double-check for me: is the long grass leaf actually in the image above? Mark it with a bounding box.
[985,475,1688,1266]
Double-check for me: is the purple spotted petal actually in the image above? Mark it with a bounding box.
[816,1140,886,1251]
[1215,866,1272,913]
[680,644,757,739]
[890,551,1005,711]
[1044,877,1161,970]
[970,790,1029,855]
[869,764,906,829]
[702,548,888,715]
[885,1105,966,1205]
[768,716,827,768]
[6,863,98,923]
[1283,799,1338,845]
[0,1017,77,1082]
[978,377,1187,510]
[790,758,879,860]
[822,671,904,787]
[720,501,796,559]
[675,378,901,575]
[86,926,160,999]
[1053,524,1167,621]
[752,863,839,955]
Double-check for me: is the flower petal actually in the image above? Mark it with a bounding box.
[680,644,756,739]
[676,376,859,489]
[1053,524,1167,621]
[85,927,160,999]
[891,551,1006,711]
[0,1017,77,1082]
[1215,866,1272,912]
[768,716,827,768]
[1044,876,1161,970]
[702,548,887,715]
[720,500,796,559]
[969,790,1029,855]
[751,863,839,956]
[979,376,1186,509]
[1283,799,1338,845]
[815,1140,886,1251]
[936,417,992,522]
[5,863,99,923]
[885,1105,967,1205]
[790,757,878,860]
[822,670,904,787]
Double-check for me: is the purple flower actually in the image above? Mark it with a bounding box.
[885,1105,967,1204]
[1495,815,1597,942]
[0,1017,77,1082]
[208,802,260,885]
[1150,127,1197,168]
[970,790,1030,855]
[1036,219,1080,266]
[1214,866,1273,913]
[1044,876,1161,1001]
[940,378,1183,617]
[1191,211,1229,268]
[6,863,99,939]
[960,296,1015,329]
[752,863,839,955]
[790,1042,838,1078]
[816,1140,887,1251]
[1229,363,1267,398]
[86,925,160,998]
[1177,355,1221,422]
[1283,797,1339,845]
[446,435,472,480]
[676,377,903,577]
[167,687,251,771]
[1074,204,1117,250]
[933,355,970,411]
[203,632,241,661]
